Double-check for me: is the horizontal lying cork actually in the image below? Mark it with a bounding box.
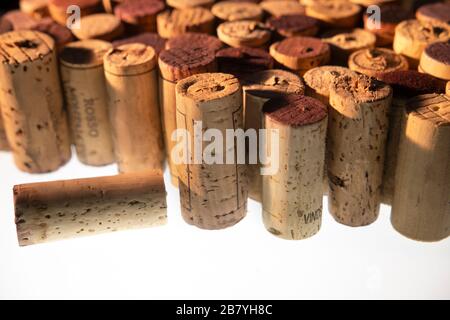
[243,69,305,202]
[393,19,450,68]
[267,14,320,39]
[217,20,271,48]
[72,13,124,41]
[212,1,263,22]
[328,74,392,227]
[165,32,224,52]
[14,171,167,246]
[420,41,450,80]
[167,0,215,9]
[159,47,217,186]
[348,48,409,78]
[260,0,305,17]
[157,7,215,38]
[0,111,10,151]
[113,32,166,55]
[114,0,165,33]
[216,46,274,78]
[270,36,330,76]
[392,94,450,242]
[306,0,361,28]
[416,2,450,25]
[20,0,50,19]
[48,0,102,25]
[33,17,74,51]
[3,10,38,30]
[176,73,247,229]
[0,30,71,173]
[60,40,115,167]
[262,94,327,240]
[104,44,164,173]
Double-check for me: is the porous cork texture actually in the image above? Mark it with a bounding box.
[175,73,247,229]
[217,20,272,48]
[157,7,215,38]
[348,48,409,78]
[211,1,263,22]
[165,33,224,52]
[305,0,361,28]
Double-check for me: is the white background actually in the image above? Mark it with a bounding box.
[0,150,449,299]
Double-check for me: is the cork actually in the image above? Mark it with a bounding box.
[348,48,409,78]
[158,47,217,186]
[157,7,215,38]
[102,0,123,13]
[175,73,247,229]
[391,94,450,242]
[113,32,166,55]
[211,1,263,22]
[324,28,376,66]
[104,44,164,173]
[260,1,305,17]
[306,0,361,28]
[167,0,215,9]
[20,0,50,19]
[393,19,450,68]
[447,81,450,95]
[416,2,450,25]
[350,0,396,5]
[14,171,167,246]
[420,41,450,80]
[217,20,271,48]
[114,0,165,34]
[262,94,327,240]
[216,46,274,78]
[0,30,71,173]
[270,36,331,76]
[165,32,224,53]
[0,17,13,34]
[72,13,124,41]
[242,70,305,202]
[3,10,39,30]
[33,17,74,51]
[48,0,102,26]
[327,74,392,227]
[267,14,320,39]
[60,40,115,167]
[0,111,10,151]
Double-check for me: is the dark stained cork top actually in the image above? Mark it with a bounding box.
[424,41,450,65]
[216,46,274,77]
[165,32,224,52]
[33,17,74,49]
[364,4,411,24]
[377,70,446,96]
[273,36,329,58]
[60,39,112,68]
[49,0,101,9]
[417,2,450,24]
[114,0,165,22]
[113,33,166,55]
[267,14,319,34]
[0,16,12,34]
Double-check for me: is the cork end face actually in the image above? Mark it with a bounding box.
[332,73,392,104]
[165,32,224,52]
[303,66,356,97]
[263,94,327,127]
[216,46,274,77]
[417,2,450,24]
[272,36,330,58]
[60,40,112,67]
[424,41,450,65]
[113,33,167,55]
[407,94,450,127]
[377,70,446,96]
[349,48,409,76]
[104,43,157,75]
[242,69,305,95]
[114,0,166,22]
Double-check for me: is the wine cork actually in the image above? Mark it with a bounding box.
[60,40,115,167]
[306,0,361,28]
[447,81,450,95]
[416,2,450,25]
[242,70,305,202]
[165,32,224,52]
[114,0,165,34]
[14,171,167,246]
[113,32,167,55]
[0,30,71,173]
[420,41,450,80]
[350,0,396,5]
[327,74,392,227]
[104,44,164,173]
[175,73,247,229]
[267,14,320,39]
[157,7,215,39]
[0,17,13,34]
[348,48,409,78]
[33,17,74,51]
[393,19,450,68]
[324,28,376,66]
[391,94,450,242]
[72,13,124,41]
[0,111,10,151]
[216,46,274,78]
[102,0,123,14]
[211,1,263,22]
[3,10,39,30]
[260,1,305,17]
[48,0,102,26]
[262,94,327,240]
[158,47,217,186]
[270,36,331,76]
[20,0,50,19]
[167,0,215,9]
[217,20,271,48]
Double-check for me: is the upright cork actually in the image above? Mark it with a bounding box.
[167,0,215,9]
[217,20,272,48]
[71,13,124,41]
[305,0,361,28]
[0,30,71,173]
[260,1,306,17]
[420,41,450,81]
[114,0,165,34]
[267,14,320,39]
[104,44,164,173]
[48,0,102,26]
[112,32,167,56]
[158,47,217,186]
[211,1,264,22]
[165,32,224,53]
[60,40,115,167]
[327,74,392,227]
[0,111,10,151]
[416,2,450,25]
[391,94,450,242]
[242,69,305,202]
[157,7,215,39]
[14,171,167,246]
[262,94,328,240]
[175,73,247,229]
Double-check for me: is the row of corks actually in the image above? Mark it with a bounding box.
[0,0,449,246]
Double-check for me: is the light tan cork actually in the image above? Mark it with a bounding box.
[167,0,215,9]
[217,20,271,48]
[306,0,361,28]
[0,109,10,151]
[348,48,409,78]
[157,7,215,39]
[211,1,263,22]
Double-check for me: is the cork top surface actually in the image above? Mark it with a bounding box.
[49,0,100,8]
[3,10,39,30]
[177,73,240,103]
[363,4,410,24]
[104,43,156,74]
[72,13,123,40]
[167,0,214,9]
[165,32,224,52]
[307,0,360,18]
[424,41,450,65]
[242,69,305,95]
[34,17,74,47]
[0,17,12,34]
[114,0,165,20]
[407,94,450,126]
[113,33,166,54]
[211,1,263,21]
[332,73,392,103]
[216,46,274,75]
[417,3,450,24]
[157,7,215,26]
[378,70,446,96]
[260,1,305,16]
[395,20,450,44]
[272,36,329,58]
[0,30,54,65]
[60,39,112,67]
[217,20,271,42]
[159,46,216,81]
[324,28,376,50]
[303,66,356,96]
[263,94,327,127]
[349,48,408,72]
[267,14,319,34]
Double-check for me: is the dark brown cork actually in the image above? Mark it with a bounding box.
[113,33,166,54]
[364,4,411,24]
[0,16,12,34]
[263,94,327,127]
[424,41,450,65]
[114,0,165,23]
[50,0,101,9]
[216,46,274,77]
[417,2,450,24]
[267,14,319,36]
[33,18,74,50]
[274,36,329,58]
[165,32,224,52]
[378,70,446,96]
